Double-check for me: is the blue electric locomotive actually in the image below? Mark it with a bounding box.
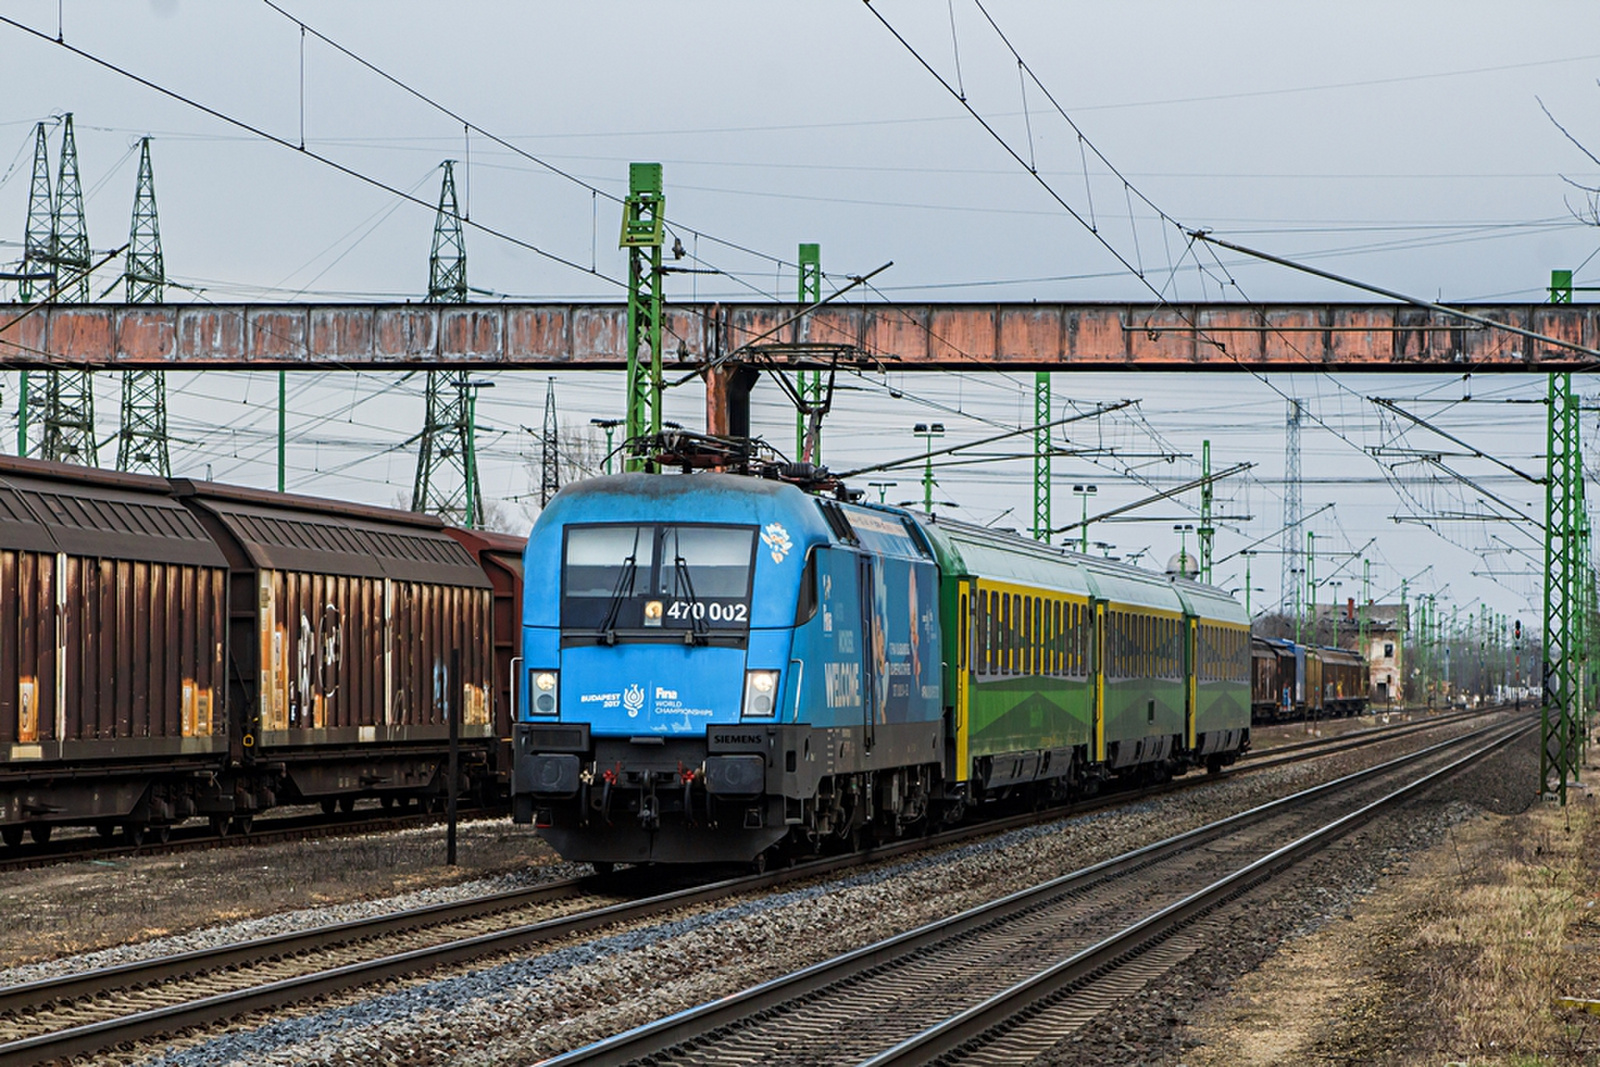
[513,474,944,866]
[514,471,1252,870]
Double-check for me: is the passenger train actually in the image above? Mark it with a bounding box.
[513,473,1252,869]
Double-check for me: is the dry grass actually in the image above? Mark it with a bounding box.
[1184,793,1600,1066]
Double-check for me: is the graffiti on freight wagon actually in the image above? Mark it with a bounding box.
[291,604,342,727]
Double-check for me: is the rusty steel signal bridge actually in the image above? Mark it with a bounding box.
[0,301,1595,372]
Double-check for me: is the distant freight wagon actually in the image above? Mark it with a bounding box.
[1250,635,1369,722]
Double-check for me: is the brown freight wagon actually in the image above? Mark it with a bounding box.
[173,481,496,813]
[0,458,228,844]
[443,526,527,797]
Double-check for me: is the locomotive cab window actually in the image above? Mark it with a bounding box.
[561,523,757,634]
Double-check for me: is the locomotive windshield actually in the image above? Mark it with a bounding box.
[562,523,757,636]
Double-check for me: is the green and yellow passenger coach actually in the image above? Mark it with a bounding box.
[921,520,1250,802]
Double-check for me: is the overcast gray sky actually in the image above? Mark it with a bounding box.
[2,0,1598,629]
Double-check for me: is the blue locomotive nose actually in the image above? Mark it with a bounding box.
[561,644,747,734]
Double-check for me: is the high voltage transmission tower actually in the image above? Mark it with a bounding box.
[42,114,97,467]
[117,137,170,477]
[540,377,560,507]
[411,160,483,527]
[14,122,53,455]
[1281,398,1304,623]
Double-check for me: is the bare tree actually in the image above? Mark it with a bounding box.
[1539,95,1600,225]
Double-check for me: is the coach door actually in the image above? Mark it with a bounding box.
[857,553,878,753]
[1091,600,1107,763]
[1184,615,1199,750]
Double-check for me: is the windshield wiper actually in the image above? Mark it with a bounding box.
[673,550,709,646]
[598,529,644,645]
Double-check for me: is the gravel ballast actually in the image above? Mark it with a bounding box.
[87,714,1511,1066]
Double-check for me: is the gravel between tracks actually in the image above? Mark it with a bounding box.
[0,820,586,985]
[99,713,1508,1067]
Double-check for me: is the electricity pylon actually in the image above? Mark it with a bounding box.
[117,137,170,477]
[540,377,560,507]
[15,122,53,455]
[41,114,96,467]
[412,161,481,526]
[1281,398,1303,622]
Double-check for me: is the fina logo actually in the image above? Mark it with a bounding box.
[622,683,646,718]
[760,522,793,564]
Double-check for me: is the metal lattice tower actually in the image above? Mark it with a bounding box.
[19,123,52,303]
[796,242,822,462]
[15,122,52,456]
[540,377,560,507]
[41,114,97,467]
[621,163,664,473]
[1281,398,1303,622]
[1198,439,1215,582]
[1542,371,1584,802]
[117,137,170,477]
[412,161,481,526]
[1032,372,1051,541]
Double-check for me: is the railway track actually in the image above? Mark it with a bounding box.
[0,705,1488,875]
[541,714,1530,1066]
[0,801,503,875]
[0,705,1511,1065]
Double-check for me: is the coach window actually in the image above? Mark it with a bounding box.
[1025,596,1036,675]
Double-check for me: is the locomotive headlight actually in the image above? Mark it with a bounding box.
[742,670,780,718]
[532,671,558,716]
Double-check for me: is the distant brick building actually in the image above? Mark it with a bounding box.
[1313,602,1408,705]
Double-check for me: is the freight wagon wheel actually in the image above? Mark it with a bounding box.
[97,823,116,840]
[591,861,615,877]
[209,815,231,838]
[122,825,146,847]
[321,799,338,816]
[28,825,50,846]
[231,815,254,835]
[380,795,395,811]
[0,826,21,849]
[338,796,356,814]
[153,825,171,845]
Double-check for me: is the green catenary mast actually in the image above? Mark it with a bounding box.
[621,163,664,473]
[1033,372,1050,541]
[797,242,822,462]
